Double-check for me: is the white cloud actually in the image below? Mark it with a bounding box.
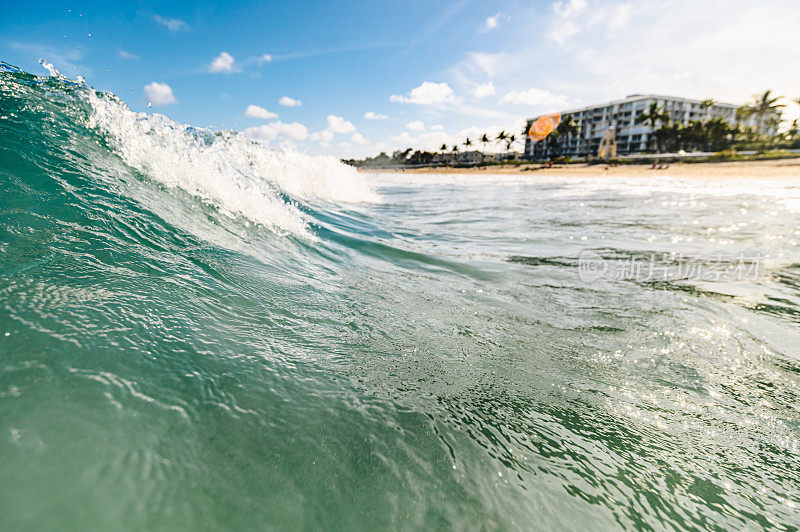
[310,130,335,142]
[471,52,506,79]
[351,133,369,144]
[209,52,237,73]
[607,3,632,32]
[244,104,278,120]
[500,88,569,108]
[473,82,496,98]
[552,0,587,18]
[153,15,189,31]
[550,21,579,45]
[406,120,425,131]
[119,50,138,60]
[278,123,309,141]
[279,96,302,107]
[390,81,456,105]
[309,115,357,144]
[451,52,509,85]
[483,12,507,31]
[391,131,416,145]
[549,0,587,44]
[260,54,272,63]
[541,0,800,106]
[364,111,388,120]
[326,115,356,134]
[143,82,177,106]
[431,124,444,131]
[244,121,308,143]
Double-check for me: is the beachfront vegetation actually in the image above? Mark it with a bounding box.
[740,90,784,133]
[635,102,670,151]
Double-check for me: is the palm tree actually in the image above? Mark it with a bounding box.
[495,130,508,148]
[635,102,669,152]
[479,133,490,152]
[767,115,782,143]
[789,98,800,144]
[700,98,716,120]
[727,122,743,146]
[505,134,517,155]
[702,117,731,151]
[745,90,784,134]
[438,143,448,163]
[787,119,800,142]
[521,123,531,138]
[557,115,579,137]
[653,122,682,152]
[548,116,579,157]
[736,105,753,126]
[684,120,705,151]
[463,138,473,150]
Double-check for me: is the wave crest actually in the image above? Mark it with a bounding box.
[65,72,377,239]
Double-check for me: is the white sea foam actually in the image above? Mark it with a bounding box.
[85,92,377,239]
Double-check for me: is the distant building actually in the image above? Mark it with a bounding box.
[485,151,522,162]
[524,94,778,160]
[456,150,484,165]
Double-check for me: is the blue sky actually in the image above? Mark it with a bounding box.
[3,0,799,157]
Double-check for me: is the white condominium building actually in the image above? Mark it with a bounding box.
[524,94,777,159]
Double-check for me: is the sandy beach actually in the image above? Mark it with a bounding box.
[360,158,800,179]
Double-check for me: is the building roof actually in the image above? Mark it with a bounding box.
[551,94,740,117]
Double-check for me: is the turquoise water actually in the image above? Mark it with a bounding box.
[2,65,800,530]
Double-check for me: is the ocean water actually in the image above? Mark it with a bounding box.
[2,65,800,530]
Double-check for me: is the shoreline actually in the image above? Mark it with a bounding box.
[358,158,800,179]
